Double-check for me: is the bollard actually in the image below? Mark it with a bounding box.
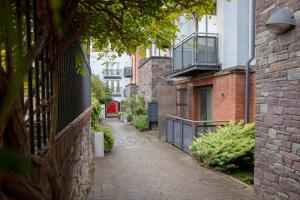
[94,132,104,157]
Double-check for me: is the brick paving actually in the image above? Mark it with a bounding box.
[88,118,264,200]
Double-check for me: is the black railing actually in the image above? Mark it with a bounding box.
[57,41,91,134]
[173,32,219,72]
[17,0,91,155]
[103,69,122,77]
[124,67,132,77]
[165,115,227,153]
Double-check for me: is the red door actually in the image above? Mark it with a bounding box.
[107,101,117,114]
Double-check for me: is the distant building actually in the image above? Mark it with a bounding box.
[90,51,131,116]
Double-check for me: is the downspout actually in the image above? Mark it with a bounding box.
[245,0,256,123]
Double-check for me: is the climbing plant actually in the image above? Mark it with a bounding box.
[0,0,217,199]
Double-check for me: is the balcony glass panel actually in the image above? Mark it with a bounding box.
[173,46,182,71]
[172,33,219,74]
[196,37,217,64]
[182,37,194,68]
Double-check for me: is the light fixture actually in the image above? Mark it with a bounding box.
[266,8,296,34]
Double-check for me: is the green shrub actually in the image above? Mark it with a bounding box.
[189,121,255,171]
[133,106,147,115]
[118,111,125,118]
[101,126,115,152]
[91,96,101,130]
[134,115,148,131]
[127,112,133,122]
[123,95,147,115]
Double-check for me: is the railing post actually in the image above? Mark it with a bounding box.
[181,121,184,150]
[172,119,175,144]
[192,124,197,138]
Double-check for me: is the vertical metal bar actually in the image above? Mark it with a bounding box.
[35,58,42,150]
[26,0,34,154]
[63,38,67,129]
[45,46,50,139]
[57,50,61,133]
[41,50,47,146]
[16,0,24,109]
[33,0,41,151]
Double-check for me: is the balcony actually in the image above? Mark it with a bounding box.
[170,33,220,78]
[123,67,132,77]
[103,69,122,78]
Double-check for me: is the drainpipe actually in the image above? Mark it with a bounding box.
[245,0,256,123]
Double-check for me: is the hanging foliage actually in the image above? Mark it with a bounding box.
[0,0,216,199]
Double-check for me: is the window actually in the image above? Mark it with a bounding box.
[106,80,120,95]
[198,86,213,121]
[176,88,188,119]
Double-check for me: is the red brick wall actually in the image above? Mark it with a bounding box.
[130,48,141,85]
[176,71,255,123]
[250,73,256,122]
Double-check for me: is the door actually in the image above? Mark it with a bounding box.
[107,101,117,114]
[198,86,213,121]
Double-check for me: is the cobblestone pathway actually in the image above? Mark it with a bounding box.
[88,118,264,200]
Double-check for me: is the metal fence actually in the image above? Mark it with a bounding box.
[16,0,91,155]
[166,115,227,153]
[57,41,91,134]
[173,32,219,72]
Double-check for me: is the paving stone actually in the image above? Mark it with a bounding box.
[88,118,264,200]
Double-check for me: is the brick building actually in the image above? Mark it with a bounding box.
[125,46,172,105]
[175,68,256,122]
[169,0,256,123]
[254,1,300,199]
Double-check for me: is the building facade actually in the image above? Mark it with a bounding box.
[90,51,131,115]
[125,46,172,105]
[254,1,300,199]
[169,0,256,123]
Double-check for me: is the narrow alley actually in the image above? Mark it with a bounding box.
[88,119,264,200]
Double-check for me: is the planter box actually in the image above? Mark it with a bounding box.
[93,132,104,157]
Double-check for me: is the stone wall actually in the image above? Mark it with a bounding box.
[61,119,94,200]
[254,1,300,199]
[124,83,139,97]
[138,57,171,104]
[34,109,94,199]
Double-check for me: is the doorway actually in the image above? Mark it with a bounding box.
[198,86,213,121]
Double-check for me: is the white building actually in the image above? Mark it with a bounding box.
[90,51,131,104]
